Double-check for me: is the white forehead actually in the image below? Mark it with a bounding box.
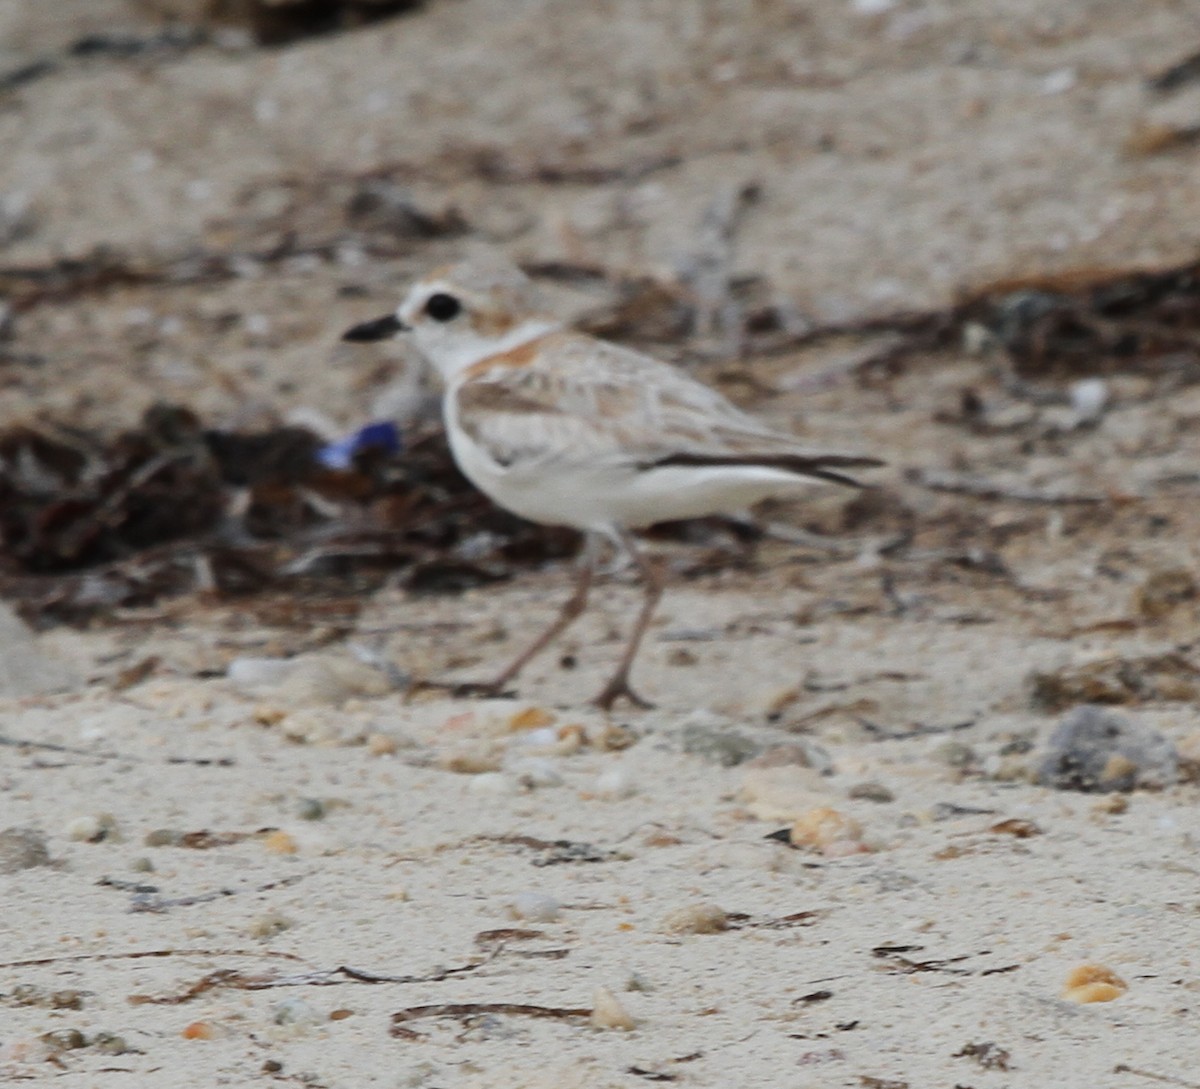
[398,258,547,320]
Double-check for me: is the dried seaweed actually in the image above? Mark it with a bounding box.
[389,1001,592,1041]
[127,948,500,1005]
[0,405,576,625]
[953,1041,1012,1071]
[959,262,1200,376]
[1148,48,1200,94]
[472,833,625,866]
[1030,652,1200,711]
[198,1,427,48]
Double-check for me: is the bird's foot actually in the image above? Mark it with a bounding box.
[590,675,655,712]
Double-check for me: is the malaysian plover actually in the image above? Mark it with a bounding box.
[343,257,881,709]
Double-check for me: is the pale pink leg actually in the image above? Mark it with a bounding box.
[452,534,598,698]
[590,531,663,711]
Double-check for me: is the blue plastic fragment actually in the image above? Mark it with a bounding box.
[316,421,402,470]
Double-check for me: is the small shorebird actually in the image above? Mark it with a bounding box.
[343,258,881,709]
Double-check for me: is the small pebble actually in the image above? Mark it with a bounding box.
[514,725,560,749]
[40,1029,87,1053]
[66,813,118,844]
[131,856,155,873]
[847,781,894,803]
[680,721,762,767]
[989,818,1041,838]
[9,984,83,1010]
[145,828,185,848]
[263,830,298,855]
[737,765,830,821]
[0,1038,54,1064]
[275,656,393,706]
[1062,963,1127,1003]
[280,709,366,746]
[272,997,322,1026]
[748,742,832,773]
[594,764,636,799]
[0,827,51,873]
[505,706,556,732]
[183,1021,217,1040]
[510,758,564,788]
[590,986,635,1031]
[297,798,326,821]
[438,747,503,774]
[789,807,865,854]
[91,1032,128,1055]
[590,723,635,751]
[508,892,561,922]
[985,754,1030,782]
[228,656,296,688]
[1093,794,1129,815]
[1135,568,1197,620]
[932,741,976,769]
[367,731,401,756]
[662,903,728,935]
[761,683,802,719]
[1069,378,1108,423]
[249,911,294,940]
[467,772,522,796]
[1041,67,1076,95]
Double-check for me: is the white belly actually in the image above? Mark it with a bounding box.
[447,423,817,531]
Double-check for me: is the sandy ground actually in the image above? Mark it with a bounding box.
[4,1,1200,1086]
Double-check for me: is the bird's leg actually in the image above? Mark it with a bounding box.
[591,532,664,712]
[451,534,597,699]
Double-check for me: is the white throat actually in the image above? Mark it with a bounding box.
[420,319,561,384]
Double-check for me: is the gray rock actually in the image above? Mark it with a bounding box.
[847,781,895,803]
[0,827,51,873]
[680,723,762,767]
[1035,705,1178,793]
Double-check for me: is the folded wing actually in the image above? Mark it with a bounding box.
[452,335,883,485]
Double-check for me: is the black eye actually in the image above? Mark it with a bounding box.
[424,293,461,322]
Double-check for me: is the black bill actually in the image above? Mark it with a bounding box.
[342,313,408,342]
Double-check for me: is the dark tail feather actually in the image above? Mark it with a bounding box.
[647,452,885,488]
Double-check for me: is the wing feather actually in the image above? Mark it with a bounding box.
[451,335,882,484]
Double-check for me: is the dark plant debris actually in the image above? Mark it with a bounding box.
[7,252,1199,629]
[1030,652,1200,712]
[0,404,576,626]
[957,262,1200,377]
[473,833,625,866]
[170,0,429,48]
[389,1001,592,1041]
[1148,48,1200,94]
[953,1041,1013,1071]
[628,1067,680,1082]
[128,949,498,1005]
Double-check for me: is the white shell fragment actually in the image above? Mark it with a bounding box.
[591,986,635,1031]
[508,892,561,922]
